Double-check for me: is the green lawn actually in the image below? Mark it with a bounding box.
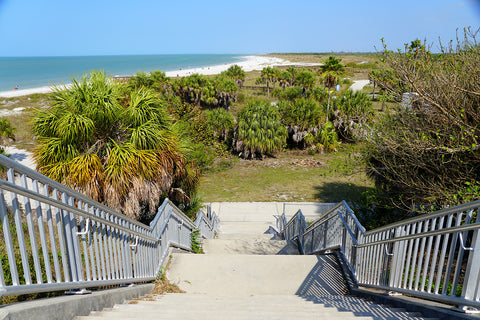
[199,144,374,203]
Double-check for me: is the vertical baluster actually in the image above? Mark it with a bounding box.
[462,207,480,301]
[124,221,133,279]
[100,210,111,280]
[402,224,414,289]
[94,211,106,280]
[434,214,454,294]
[389,226,402,288]
[427,216,444,293]
[450,209,473,296]
[105,212,114,279]
[60,192,77,282]
[369,233,380,285]
[0,188,20,285]
[43,185,61,283]
[20,174,42,283]
[87,206,97,281]
[408,221,423,290]
[113,217,121,279]
[68,196,83,281]
[52,189,69,282]
[441,211,463,295]
[31,180,53,284]
[420,217,436,292]
[79,208,91,281]
[121,219,130,279]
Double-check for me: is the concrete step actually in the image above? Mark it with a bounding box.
[167,253,348,295]
[217,221,276,235]
[76,293,435,320]
[203,238,293,255]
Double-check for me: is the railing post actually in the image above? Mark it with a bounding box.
[462,227,480,301]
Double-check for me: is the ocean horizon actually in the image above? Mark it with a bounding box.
[0,54,249,92]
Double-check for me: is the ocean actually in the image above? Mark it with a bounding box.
[0,54,247,92]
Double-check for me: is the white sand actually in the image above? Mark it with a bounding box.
[3,146,36,170]
[0,55,323,98]
[349,79,370,92]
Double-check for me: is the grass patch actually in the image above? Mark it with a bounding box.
[199,144,374,203]
[0,93,51,152]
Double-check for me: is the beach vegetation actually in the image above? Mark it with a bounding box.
[332,90,373,142]
[205,108,235,143]
[365,28,480,212]
[294,69,316,92]
[233,99,287,159]
[256,67,281,96]
[222,64,246,87]
[278,98,324,148]
[32,70,198,221]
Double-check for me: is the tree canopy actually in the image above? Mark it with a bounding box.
[365,29,480,211]
[33,71,198,221]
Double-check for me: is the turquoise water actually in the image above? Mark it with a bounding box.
[0,54,247,91]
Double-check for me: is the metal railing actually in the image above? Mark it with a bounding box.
[0,154,217,298]
[279,200,480,310]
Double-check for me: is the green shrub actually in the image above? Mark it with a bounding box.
[233,99,287,159]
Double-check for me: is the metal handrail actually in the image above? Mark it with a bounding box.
[0,155,148,229]
[363,200,480,235]
[279,200,480,310]
[0,154,218,298]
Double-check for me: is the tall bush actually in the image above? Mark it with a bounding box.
[233,99,287,159]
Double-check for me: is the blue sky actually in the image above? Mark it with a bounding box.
[0,0,479,56]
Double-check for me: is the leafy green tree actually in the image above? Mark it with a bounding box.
[206,108,234,142]
[320,56,345,73]
[256,67,280,96]
[233,99,287,159]
[214,75,238,109]
[272,86,303,101]
[319,122,338,152]
[173,73,215,106]
[286,66,298,84]
[309,86,328,104]
[33,70,196,221]
[128,70,170,93]
[0,118,15,156]
[279,98,324,148]
[222,64,246,87]
[365,29,480,211]
[0,118,15,145]
[320,56,345,122]
[294,69,316,92]
[333,90,373,141]
[320,70,339,122]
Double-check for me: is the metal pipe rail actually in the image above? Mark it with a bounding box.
[0,154,218,297]
[279,200,480,310]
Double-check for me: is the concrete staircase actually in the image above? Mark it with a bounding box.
[76,202,435,320]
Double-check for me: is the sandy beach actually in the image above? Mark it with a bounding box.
[0,55,321,98]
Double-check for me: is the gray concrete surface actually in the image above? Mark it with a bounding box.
[75,202,442,319]
[167,254,323,295]
[0,284,154,320]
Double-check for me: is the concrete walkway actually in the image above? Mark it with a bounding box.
[350,79,370,92]
[76,202,435,320]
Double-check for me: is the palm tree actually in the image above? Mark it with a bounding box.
[294,69,316,93]
[33,70,195,221]
[320,56,345,122]
[223,65,246,87]
[320,56,345,73]
[257,67,279,97]
[233,99,287,159]
[321,70,339,122]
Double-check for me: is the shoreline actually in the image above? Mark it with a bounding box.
[0,55,321,98]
